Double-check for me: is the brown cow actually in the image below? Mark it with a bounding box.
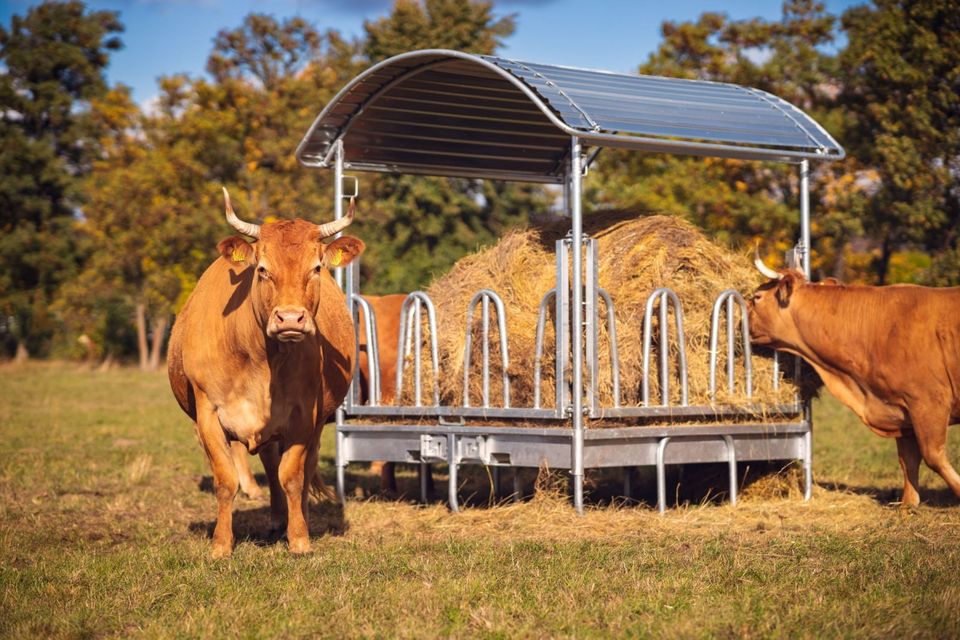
[167,189,363,557]
[748,254,960,506]
[230,293,416,496]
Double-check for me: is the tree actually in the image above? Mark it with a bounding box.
[0,1,123,359]
[363,0,514,63]
[839,0,960,284]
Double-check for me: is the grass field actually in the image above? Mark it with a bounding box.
[2,363,960,638]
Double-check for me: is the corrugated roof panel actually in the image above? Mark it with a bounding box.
[297,49,844,182]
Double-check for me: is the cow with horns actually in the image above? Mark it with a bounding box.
[167,189,363,557]
[748,253,960,506]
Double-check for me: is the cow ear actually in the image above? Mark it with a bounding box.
[322,236,365,268]
[217,236,255,266]
[776,273,796,307]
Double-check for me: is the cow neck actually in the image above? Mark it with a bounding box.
[787,284,872,377]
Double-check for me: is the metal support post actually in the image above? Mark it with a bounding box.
[447,433,459,512]
[800,159,811,279]
[569,136,585,514]
[336,430,347,505]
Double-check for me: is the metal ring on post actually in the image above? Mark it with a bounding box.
[395,292,441,407]
[462,290,511,408]
[708,290,753,401]
[642,289,688,407]
[349,294,381,406]
[533,289,557,409]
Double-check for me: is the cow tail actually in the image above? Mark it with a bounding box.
[309,470,336,503]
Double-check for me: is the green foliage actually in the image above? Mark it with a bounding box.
[363,0,514,62]
[840,0,960,283]
[0,1,123,357]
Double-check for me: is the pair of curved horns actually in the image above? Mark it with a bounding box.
[222,187,355,239]
[754,245,784,280]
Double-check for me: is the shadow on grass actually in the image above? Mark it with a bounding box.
[822,481,959,508]
[325,460,809,511]
[191,478,349,547]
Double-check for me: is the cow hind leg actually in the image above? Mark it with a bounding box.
[910,406,960,501]
[231,441,263,500]
[895,433,922,507]
[194,394,239,558]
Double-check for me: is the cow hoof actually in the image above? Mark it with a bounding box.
[288,538,312,554]
[241,485,264,500]
[211,542,233,559]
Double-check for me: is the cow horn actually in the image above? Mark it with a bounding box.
[754,245,784,280]
[317,197,355,238]
[222,187,261,239]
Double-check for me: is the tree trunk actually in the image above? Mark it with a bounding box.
[135,302,149,371]
[877,236,893,285]
[14,340,29,364]
[148,313,169,372]
[832,241,846,280]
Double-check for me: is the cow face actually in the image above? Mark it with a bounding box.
[748,270,805,349]
[216,189,364,343]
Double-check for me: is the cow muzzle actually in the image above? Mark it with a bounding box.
[268,306,313,342]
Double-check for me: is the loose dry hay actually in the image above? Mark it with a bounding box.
[392,210,816,418]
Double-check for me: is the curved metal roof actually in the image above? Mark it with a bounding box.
[297,49,844,183]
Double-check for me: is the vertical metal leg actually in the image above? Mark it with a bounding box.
[804,427,813,501]
[723,435,738,506]
[513,468,522,503]
[623,467,632,500]
[570,136,585,515]
[656,437,671,514]
[335,429,346,505]
[447,433,459,512]
[419,462,429,504]
[492,466,501,501]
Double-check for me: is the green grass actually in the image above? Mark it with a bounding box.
[2,363,960,638]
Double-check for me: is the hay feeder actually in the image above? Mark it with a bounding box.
[297,50,845,512]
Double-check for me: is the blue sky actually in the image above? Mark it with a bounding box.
[2,0,865,105]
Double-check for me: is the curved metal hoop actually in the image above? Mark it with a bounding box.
[463,289,510,408]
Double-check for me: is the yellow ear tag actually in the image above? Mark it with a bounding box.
[231,247,247,263]
[329,248,344,267]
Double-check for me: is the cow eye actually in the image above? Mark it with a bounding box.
[313,265,323,275]
[257,265,268,279]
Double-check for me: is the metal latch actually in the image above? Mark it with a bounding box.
[420,434,447,462]
[458,436,487,463]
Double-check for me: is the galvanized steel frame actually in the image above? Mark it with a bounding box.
[314,51,838,512]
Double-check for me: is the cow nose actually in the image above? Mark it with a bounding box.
[274,307,306,331]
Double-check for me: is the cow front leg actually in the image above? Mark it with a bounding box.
[910,406,960,501]
[195,393,239,558]
[259,441,286,534]
[278,440,312,554]
[231,441,263,500]
[895,433,922,507]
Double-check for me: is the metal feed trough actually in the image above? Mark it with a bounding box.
[296,49,844,513]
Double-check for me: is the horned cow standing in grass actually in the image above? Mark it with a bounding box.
[167,189,363,557]
[748,253,960,507]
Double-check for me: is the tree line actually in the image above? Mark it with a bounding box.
[1,0,957,368]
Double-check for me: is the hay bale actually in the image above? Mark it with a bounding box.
[401,210,804,412]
